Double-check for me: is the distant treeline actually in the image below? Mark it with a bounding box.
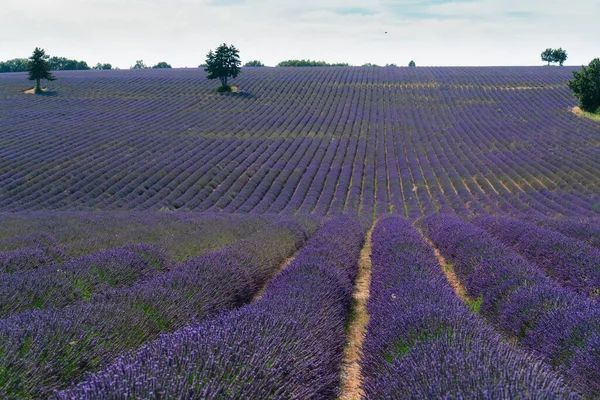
[0,57,113,73]
[276,59,350,67]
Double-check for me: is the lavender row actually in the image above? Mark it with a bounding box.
[0,218,309,398]
[0,244,166,318]
[528,216,600,249]
[472,215,600,299]
[57,217,365,399]
[56,217,365,399]
[361,217,575,398]
[417,215,600,397]
[0,212,273,262]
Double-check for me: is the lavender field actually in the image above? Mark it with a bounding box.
[1,67,599,217]
[1,67,599,398]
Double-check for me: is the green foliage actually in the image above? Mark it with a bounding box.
[131,60,148,69]
[541,48,568,66]
[553,48,568,66]
[362,63,379,67]
[409,60,416,67]
[568,58,600,113]
[541,48,554,66]
[0,58,28,73]
[205,43,242,88]
[244,60,265,67]
[49,57,90,71]
[386,63,398,67]
[93,63,112,70]
[276,59,349,67]
[152,62,172,69]
[27,48,55,92]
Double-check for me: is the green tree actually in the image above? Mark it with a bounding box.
[49,57,90,70]
[0,58,29,73]
[244,60,264,67]
[131,60,148,69]
[205,43,241,88]
[568,58,600,113]
[27,48,55,93]
[152,62,172,68]
[541,48,554,65]
[409,60,416,67]
[93,63,112,70]
[277,59,349,67]
[553,48,568,66]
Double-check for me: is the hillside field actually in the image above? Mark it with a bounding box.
[1,67,599,217]
[1,67,599,399]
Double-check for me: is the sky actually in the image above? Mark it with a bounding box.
[0,0,598,68]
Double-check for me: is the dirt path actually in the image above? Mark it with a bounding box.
[421,236,480,312]
[251,254,296,302]
[339,225,374,400]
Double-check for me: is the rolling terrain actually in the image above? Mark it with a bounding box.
[1,67,599,398]
[1,67,598,217]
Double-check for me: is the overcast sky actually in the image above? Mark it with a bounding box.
[1,0,598,68]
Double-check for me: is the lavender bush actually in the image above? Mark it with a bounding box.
[472,215,600,299]
[56,217,365,399]
[0,244,166,318]
[361,217,576,398]
[0,218,308,398]
[417,214,600,397]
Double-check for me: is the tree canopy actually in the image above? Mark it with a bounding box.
[93,63,112,70]
[131,60,148,69]
[244,60,265,67]
[49,57,90,71]
[277,59,349,67]
[205,43,241,88]
[409,60,416,67]
[541,48,568,66]
[2,56,90,73]
[152,62,172,69]
[0,58,29,73]
[27,48,55,92]
[568,58,600,113]
[553,48,568,66]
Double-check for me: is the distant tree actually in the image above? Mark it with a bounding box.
[541,48,555,66]
[568,58,600,113]
[277,59,349,67]
[244,60,265,67]
[131,60,148,69]
[553,48,568,66]
[386,63,398,67]
[93,63,112,70]
[27,48,55,93]
[362,63,379,67]
[204,43,242,89]
[0,58,29,73]
[409,60,416,67]
[152,62,172,69]
[49,57,90,70]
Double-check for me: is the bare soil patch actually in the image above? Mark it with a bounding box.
[339,225,374,400]
[572,106,600,122]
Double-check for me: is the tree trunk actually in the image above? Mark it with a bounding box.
[36,77,41,92]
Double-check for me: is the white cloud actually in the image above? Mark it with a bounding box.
[0,0,598,68]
